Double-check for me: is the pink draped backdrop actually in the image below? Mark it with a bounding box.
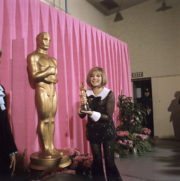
[0,0,132,162]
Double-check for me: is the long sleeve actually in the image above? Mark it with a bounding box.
[88,91,115,123]
[100,91,115,122]
[79,112,86,119]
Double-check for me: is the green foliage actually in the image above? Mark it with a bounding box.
[116,93,152,156]
[134,139,152,155]
[117,94,146,132]
[114,143,129,156]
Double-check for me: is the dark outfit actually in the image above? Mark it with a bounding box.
[79,88,122,181]
[141,95,154,137]
[0,85,17,179]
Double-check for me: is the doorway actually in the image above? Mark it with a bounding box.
[132,78,154,137]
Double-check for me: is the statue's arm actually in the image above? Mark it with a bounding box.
[51,58,58,83]
[52,58,58,75]
[27,54,55,82]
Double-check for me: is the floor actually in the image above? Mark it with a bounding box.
[12,139,180,181]
[116,139,180,181]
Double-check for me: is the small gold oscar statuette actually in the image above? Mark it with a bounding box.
[80,82,90,111]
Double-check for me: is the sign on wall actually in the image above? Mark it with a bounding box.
[132,72,143,78]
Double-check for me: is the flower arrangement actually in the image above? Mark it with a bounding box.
[63,148,93,178]
[71,154,93,178]
[38,148,93,180]
[115,94,152,156]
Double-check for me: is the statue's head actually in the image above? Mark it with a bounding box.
[36,32,51,50]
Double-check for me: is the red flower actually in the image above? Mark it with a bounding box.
[142,128,151,135]
[134,133,148,140]
[117,131,129,137]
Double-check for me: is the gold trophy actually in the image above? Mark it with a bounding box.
[80,82,90,111]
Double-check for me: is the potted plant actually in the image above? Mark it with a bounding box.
[115,94,152,156]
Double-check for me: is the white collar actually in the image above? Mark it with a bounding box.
[86,87,110,100]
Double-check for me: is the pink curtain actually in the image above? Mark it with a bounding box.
[0,0,132,161]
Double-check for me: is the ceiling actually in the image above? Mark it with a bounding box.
[87,0,148,15]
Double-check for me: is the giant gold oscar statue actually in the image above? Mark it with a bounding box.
[27,32,71,171]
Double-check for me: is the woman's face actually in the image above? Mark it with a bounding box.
[90,71,102,88]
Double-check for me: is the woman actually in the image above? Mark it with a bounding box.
[79,67,123,181]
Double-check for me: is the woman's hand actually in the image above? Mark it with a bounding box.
[78,108,92,115]
[80,110,93,115]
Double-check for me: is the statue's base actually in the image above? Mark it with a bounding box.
[30,151,71,171]
[30,152,61,171]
